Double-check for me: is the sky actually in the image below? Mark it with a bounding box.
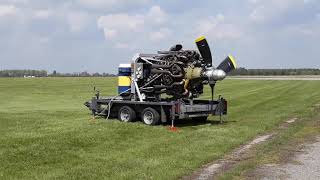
[0,0,319,73]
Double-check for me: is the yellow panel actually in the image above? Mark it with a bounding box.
[195,36,206,42]
[228,55,237,69]
[118,76,131,86]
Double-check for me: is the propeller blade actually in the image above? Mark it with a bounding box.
[195,36,212,67]
[217,55,237,74]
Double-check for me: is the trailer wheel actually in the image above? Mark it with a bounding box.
[118,106,136,122]
[141,107,160,125]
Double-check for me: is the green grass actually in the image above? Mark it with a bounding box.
[0,77,320,179]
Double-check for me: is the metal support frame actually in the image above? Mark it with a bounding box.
[131,53,166,102]
[171,104,176,128]
[160,106,166,123]
[134,80,143,102]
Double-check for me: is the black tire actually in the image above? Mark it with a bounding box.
[118,106,136,122]
[192,116,208,122]
[141,107,160,125]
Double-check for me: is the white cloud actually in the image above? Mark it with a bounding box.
[147,5,167,24]
[249,6,266,22]
[39,37,50,44]
[249,0,307,23]
[303,0,317,4]
[248,0,260,4]
[78,0,150,9]
[1,0,29,5]
[149,28,171,41]
[33,9,52,19]
[195,14,241,40]
[285,23,320,37]
[67,11,90,33]
[78,0,117,7]
[103,28,117,39]
[97,5,167,41]
[98,14,144,32]
[115,42,129,49]
[197,14,224,33]
[0,4,18,17]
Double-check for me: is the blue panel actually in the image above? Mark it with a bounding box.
[118,86,130,94]
[118,67,131,76]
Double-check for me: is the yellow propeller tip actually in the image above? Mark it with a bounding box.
[228,55,237,69]
[195,36,206,43]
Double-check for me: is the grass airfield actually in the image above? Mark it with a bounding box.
[1,77,320,179]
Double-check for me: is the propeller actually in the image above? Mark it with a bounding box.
[195,36,213,67]
[195,36,237,100]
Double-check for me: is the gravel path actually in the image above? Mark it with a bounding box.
[256,137,320,180]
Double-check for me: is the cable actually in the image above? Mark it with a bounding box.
[105,88,131,120]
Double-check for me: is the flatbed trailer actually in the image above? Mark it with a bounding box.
[85,96,227,125]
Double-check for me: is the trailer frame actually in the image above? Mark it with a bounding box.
[85,95,227,125]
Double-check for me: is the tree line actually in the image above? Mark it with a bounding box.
[49,70,116,77]
[0,70,116,77]
[1,68,320,77]
[229,68,320,76]
[0,70,47,77]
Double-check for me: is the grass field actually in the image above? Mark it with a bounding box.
[1,77,320,179]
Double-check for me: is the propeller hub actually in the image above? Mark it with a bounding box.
[204,68,226,84]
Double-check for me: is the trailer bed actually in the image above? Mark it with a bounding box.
[85,96,227,125]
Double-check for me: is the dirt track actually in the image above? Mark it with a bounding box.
[228,76,320,81]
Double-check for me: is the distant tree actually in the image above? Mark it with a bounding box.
[80,71,90,77]
[53,70,57,76]
[92,73,101,77]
